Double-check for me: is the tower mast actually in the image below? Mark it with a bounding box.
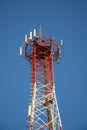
[20,27,63,130]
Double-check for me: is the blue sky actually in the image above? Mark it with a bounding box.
[0,0,87,130]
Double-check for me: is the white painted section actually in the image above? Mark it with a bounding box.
[34,29,36,36]
[20,46,22,56]
[25,34,27,42]
[53,85,62,127]
[30,82,36,123]
[29,32,32,39]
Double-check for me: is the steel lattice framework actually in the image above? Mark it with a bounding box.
[20,28,63,130]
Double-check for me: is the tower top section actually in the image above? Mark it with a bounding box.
[20,27,63,63]
[20,27,63,129]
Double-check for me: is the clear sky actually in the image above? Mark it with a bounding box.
[0,0,87,130]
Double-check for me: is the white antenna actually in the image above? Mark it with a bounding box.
[28,105,31,118]
[60,40,63,46]
[29,32,32,39]
[25,34,27,42]
[20,46,22,56]
[39,25,42,39]
[34,29,36,36]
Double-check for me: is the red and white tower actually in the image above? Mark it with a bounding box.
[20,27,63,130]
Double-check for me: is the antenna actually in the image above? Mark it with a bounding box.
[39,25,42,39]
[25,34,27,42]
[60,40,63,46]
[20,46,22,56]
[29,32,32,39]
[34,29,36,37]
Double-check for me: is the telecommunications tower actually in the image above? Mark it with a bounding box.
[20,27,63,130]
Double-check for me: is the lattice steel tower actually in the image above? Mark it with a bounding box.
[20,27,63,130]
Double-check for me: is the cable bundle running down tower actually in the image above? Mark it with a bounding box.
[20,27,63,130]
